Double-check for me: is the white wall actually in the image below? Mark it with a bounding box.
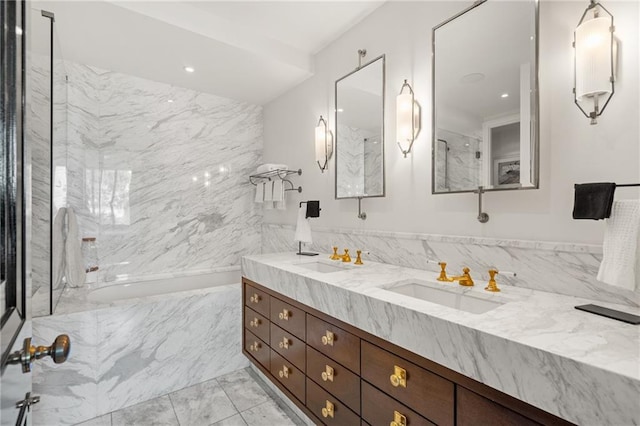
[263,0,639,245]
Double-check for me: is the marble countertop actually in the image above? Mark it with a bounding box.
[241,252,640,425]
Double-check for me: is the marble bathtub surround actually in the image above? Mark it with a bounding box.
[242,253,640,425]
[261,224,639,307]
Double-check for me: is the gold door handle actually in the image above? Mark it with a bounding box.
[278,309,290,320]
[389,365,407,388]
[321,400,335,419]
[321,365,334,382]
[390,410,407,426]
[7,335,71,374]
[321,330,334,346]
[278,337,290,349]
[249,342,261,352]
[249,318,261,327]
[278,365,290,379]
[249,293,260,303]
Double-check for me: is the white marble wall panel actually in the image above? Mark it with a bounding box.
[63,62,262,286]
[32,284,248,425]
[363,134,383,196]
[336,124,365,197]
[261,224,639,307]
[435,128,482,192]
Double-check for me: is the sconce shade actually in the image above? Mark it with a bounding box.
[314,116,333,172]
[396,80,420,157]
[573,1,616,124]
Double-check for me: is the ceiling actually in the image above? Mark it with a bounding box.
[31,1,384,105]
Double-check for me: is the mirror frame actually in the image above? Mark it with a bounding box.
[334,54,386,200]
[431,0,540,195]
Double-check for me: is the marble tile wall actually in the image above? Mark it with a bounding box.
[336,123,365,197]
[32,285,248,425]
[261,223,639,307]
[435,128,482,192]
[363,134,383,196]
[45,61,263,295]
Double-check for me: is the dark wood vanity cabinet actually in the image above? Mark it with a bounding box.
[242,278,573,426]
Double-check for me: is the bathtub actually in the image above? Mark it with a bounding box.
[32,268,250,425]
[87,269,241,303]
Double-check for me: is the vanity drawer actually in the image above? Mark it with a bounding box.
[306,378,360,426]
[361,381,435,426]
[456,386,539,426]
[244,308,269,343]
[270,297,306,340]
[270,350,305,403]
[270,323,305,372]
[244,283,270,317]
[306,346,360,414]
[244,330,269,370]
[306,314,360,374]
[361,341,454,426]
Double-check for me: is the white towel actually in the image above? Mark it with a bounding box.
[52,207,67,289]
[272,179,284,202]
[65,207,86,288]
[254,182,265,203]
[597,200,640,291]
[294,206,312,244]
[256,164,288,174]
[264,181,274,202]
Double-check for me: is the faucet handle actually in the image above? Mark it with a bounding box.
[437,262,452,282]
[485,269,500,292]
[330,246,341,260]
[342,249,351,263]
[354,250,363,265]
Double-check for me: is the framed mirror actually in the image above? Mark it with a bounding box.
[432,0,539,194]
[335,55,385,199]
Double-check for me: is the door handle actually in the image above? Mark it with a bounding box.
[7,335,71,373]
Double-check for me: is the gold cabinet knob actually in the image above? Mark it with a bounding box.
[321,330,334,346]
[278,365,290,379]
[321,365,334,382]
[249,293,260,303]
[249,342,261,352]
[321,400,335,419]
[278,309,290,320]
[278,337,290,349]
[249,318,261,328]
[390,411,407,426]
[389,365,407,388]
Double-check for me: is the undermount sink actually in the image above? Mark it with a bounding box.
[386,281,504,314]
[296,261,348,274]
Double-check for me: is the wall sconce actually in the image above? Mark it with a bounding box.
[315,115,333,172]
[396,79,421,157]
[574,0,617,125]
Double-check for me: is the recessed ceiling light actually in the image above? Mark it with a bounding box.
[184,66,195,73]
[460,73,485,84]
[501,93,509,98]
[337,108,344,112]
[167,99,174,103]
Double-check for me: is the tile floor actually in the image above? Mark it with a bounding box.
[75,368,306,426]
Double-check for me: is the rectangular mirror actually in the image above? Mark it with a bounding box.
[432,0,538,194]
[335,55,385,199]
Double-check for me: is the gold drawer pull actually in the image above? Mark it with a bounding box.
[278,309,290,320]
[249,293,260,303]
[321,365,334,382]
[249,318,261,328]
[278,337,291,349]
[278,365,290,379]
[249,342,261,352]
[321,400,335,419]
[390,410,407,426]
[321,330,334,346]
[390,365,407,388]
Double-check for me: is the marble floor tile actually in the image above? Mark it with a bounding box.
[211,414,248,426]
[216,368,270,412]
[111,396,178,426]
[240,400,304,426]
[74,414,111,426]
[169,379,237,426]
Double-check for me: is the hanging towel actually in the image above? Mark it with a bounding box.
[256,163,288,174]
[272,179,284,203]
[52,207,67,289]
[294,206,312,244]
[597,200,640,291]
[65,207,86,288]
[254,182,265,203]
[573,183,616,220]
[264,180,274,202]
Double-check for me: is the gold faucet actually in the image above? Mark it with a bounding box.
[354,250,363,265]
[341,249,351,263]
[330,247,341,261]
[450,267,474,286]
[437,262,451,282]
[485,269,500,292]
